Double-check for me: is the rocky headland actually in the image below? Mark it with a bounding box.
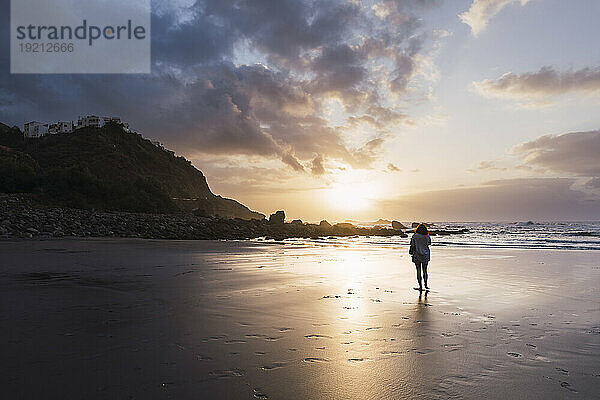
[0,194,468,240]
[0,122,469,241]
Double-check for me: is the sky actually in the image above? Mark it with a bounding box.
[1,0,600,221]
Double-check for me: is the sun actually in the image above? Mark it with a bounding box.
[325,183,371,212]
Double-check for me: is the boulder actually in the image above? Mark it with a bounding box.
[333,222,355,230]
[411,222,433,228]
[269,210,285,225]
[391,220,406,230]
[319,220,332,228]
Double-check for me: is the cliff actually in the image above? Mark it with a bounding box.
[0,122,264,219]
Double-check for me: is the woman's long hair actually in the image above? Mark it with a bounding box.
[415,223,429,235]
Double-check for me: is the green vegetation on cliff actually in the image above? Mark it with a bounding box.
[0,123,264,219]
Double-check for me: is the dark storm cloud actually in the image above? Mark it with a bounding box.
[151,5,237,66]
[0,0,433,173]
[211,0,362,66]
[378,178,600,221]
[307,44,370,108]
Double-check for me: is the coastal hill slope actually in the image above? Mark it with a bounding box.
[0,122,264,219]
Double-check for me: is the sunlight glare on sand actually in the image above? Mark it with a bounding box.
[3,240,599,399]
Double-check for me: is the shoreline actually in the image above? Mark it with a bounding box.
[3,235,598,252]
[0,194,467,240]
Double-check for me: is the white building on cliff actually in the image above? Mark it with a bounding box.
[24,121,48,138]
[48,121,74,134]
[77,115,101,129]
[23,115,131,137]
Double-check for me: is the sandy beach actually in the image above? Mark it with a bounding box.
[1,238,599,399]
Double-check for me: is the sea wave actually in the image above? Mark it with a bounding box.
[273,221,600,251]
[564,231,600,237]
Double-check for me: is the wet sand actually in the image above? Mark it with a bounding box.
[1,239,599,399]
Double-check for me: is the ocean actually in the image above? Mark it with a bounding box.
[256,221,600,251]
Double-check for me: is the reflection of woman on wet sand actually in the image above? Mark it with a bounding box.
[409,223,431,291]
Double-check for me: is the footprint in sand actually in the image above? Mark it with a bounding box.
[253,388,269,399]
[560,381,577,393]
[381,350,403,356]
[415,349,434,355]
[261,362,286,370]
[507,352,522,358]
[246,334,267,339]
[208,369,245,379]
[365,327,382,331]
[303,357,329,363]
[265,336,283,341]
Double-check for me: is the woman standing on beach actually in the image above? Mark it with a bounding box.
[410,224,431,291]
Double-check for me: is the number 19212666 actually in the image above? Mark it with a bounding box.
[19,42,74,52]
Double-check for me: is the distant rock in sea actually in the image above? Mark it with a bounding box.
[345,218,392,226]
[412,222,433,228]
[392,221,407,230]
[333,222,355,230]
[319,220,332,228]
[269,210,285,225]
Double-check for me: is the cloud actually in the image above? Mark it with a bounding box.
[387,163,401,172]
[311,154,325,175]
[476,160,507,171]
[473,66,600,101]
[460,0,531,37]
[513,130,600,177]
[586,177,600,189]
[0,0,438,175]
[378,178,600,220]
